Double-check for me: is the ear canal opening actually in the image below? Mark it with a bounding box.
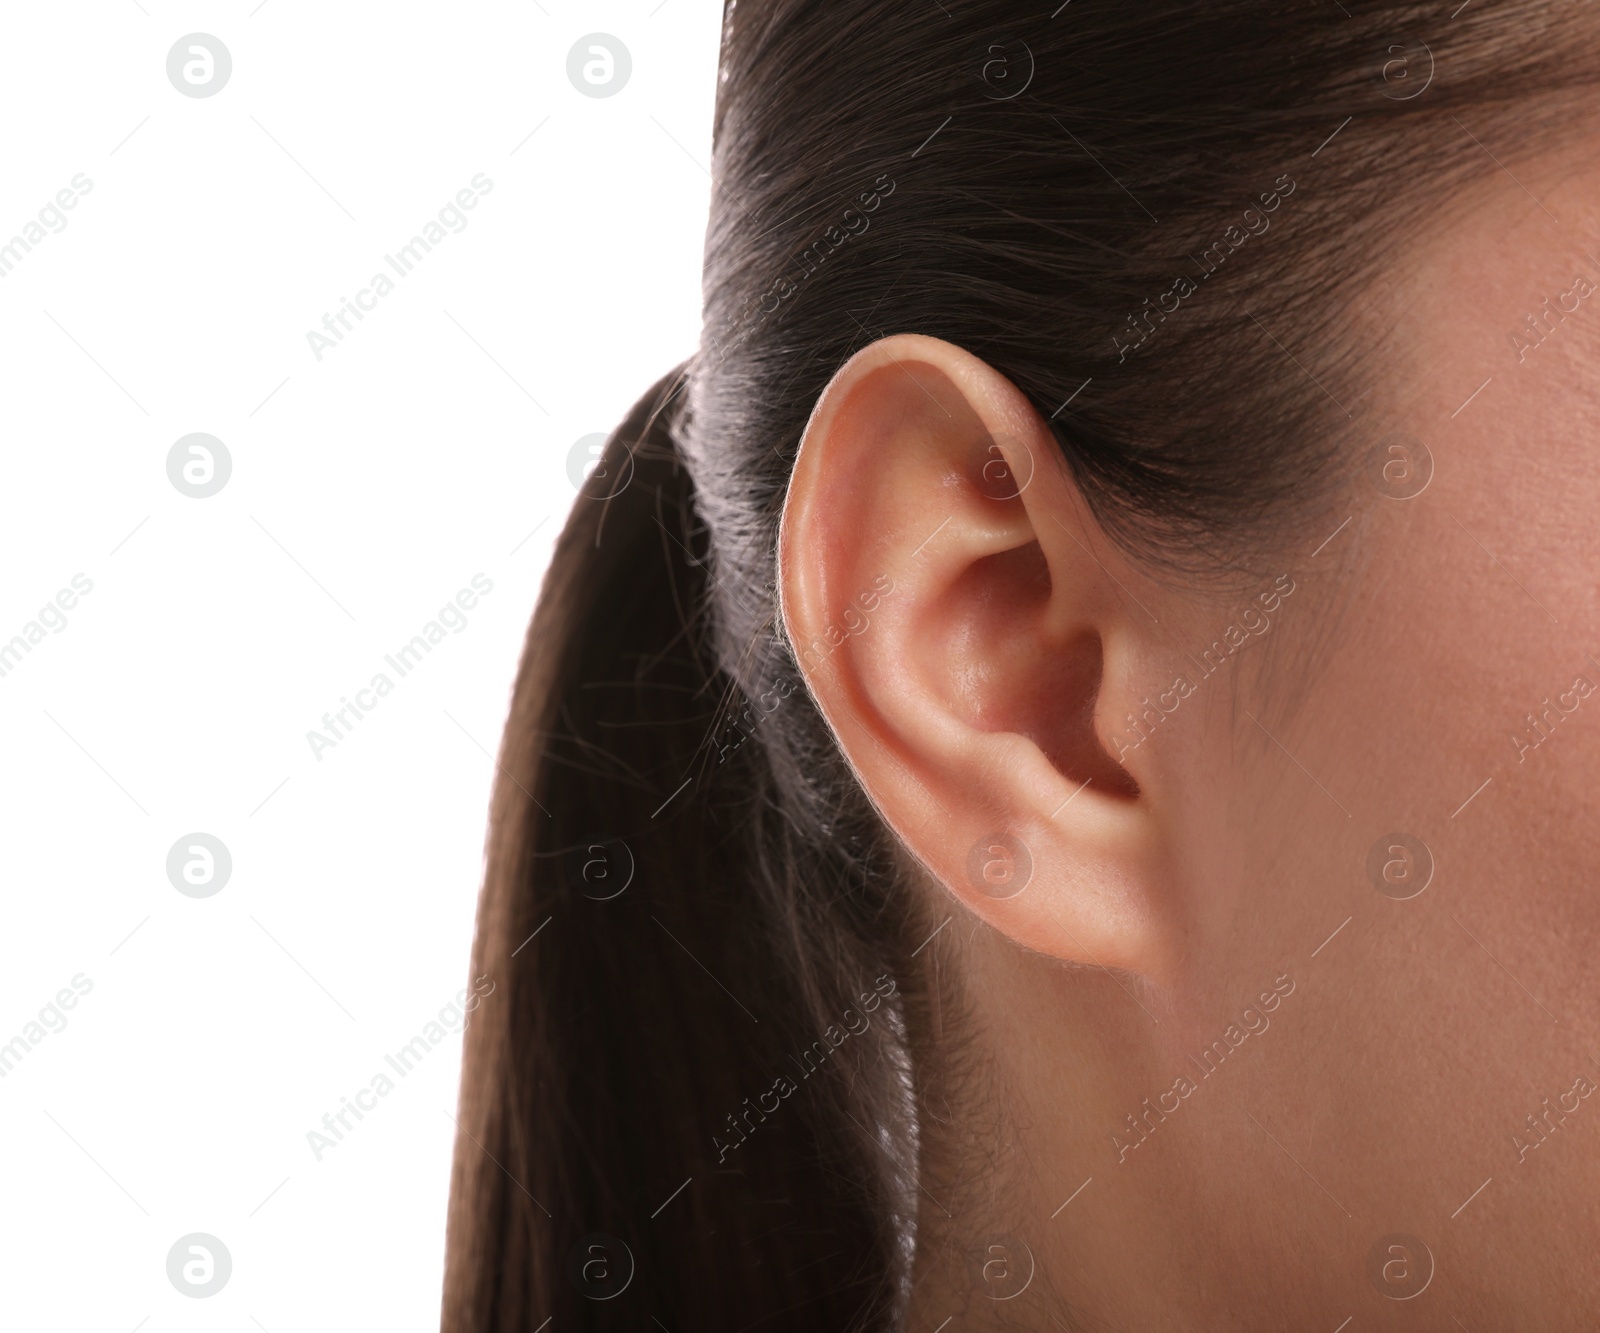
[1038,631,1142,801]
[948,542,1141,800]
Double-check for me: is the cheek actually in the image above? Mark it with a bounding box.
[1187,174,1600,1276]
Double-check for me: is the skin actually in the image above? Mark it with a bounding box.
[777,143,1600,1330]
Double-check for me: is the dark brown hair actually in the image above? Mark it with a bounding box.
[443,3,1596,1328]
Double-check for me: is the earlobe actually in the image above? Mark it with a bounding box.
[778,334,1182,980]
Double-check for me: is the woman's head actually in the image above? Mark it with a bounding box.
[446,3,1600,1329]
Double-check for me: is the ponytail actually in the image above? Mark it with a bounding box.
[442,367,913,1331]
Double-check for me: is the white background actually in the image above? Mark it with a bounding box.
[0,3,719,1327]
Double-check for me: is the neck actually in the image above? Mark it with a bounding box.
[898,922,1326,1330]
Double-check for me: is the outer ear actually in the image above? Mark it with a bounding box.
[778,334,1181,979]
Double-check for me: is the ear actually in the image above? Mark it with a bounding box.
[778,334,1181,979]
